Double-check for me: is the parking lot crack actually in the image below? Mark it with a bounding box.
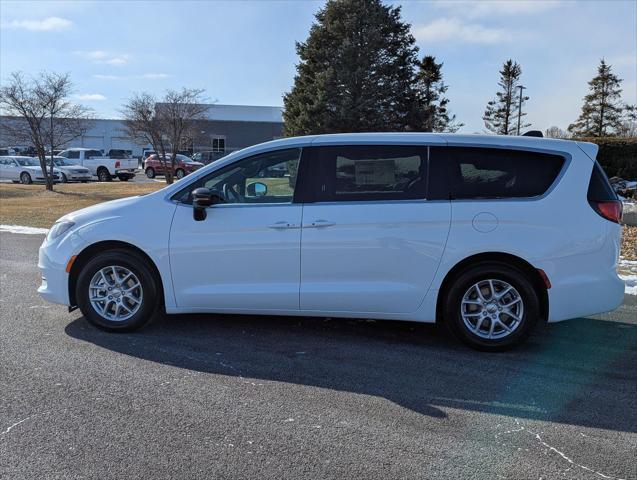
[499,420,626,480]
[1,416,31,436]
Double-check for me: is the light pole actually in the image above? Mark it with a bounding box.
[516,85,526,135]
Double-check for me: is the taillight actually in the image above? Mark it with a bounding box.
[589,200,622,223]
[115,161,120,168]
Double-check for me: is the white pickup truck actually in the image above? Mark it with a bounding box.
[57,148,137,182]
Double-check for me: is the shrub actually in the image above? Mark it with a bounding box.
[576,137,637,179]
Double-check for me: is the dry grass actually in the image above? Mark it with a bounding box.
[622,225,637,260]
[0,182,164,228]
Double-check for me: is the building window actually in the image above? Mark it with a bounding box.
[212,137,225,153]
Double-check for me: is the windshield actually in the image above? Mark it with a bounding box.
[16,157,39,166]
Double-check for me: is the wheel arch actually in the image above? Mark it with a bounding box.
[68,240,165,309]
[435,252,549,323]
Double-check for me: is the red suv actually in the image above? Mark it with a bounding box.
[144,154,204,179]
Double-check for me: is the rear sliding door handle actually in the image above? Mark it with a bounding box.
[306,220,336,228]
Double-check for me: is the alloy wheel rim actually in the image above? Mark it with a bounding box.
[460,279,524,339]
[89,265,143,322]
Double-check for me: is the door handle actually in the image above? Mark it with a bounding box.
[268,221,299,230]
[307,220,336,228]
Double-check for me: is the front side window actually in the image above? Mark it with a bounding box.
[428,147,566,200]
[175,148,301,205]
[311,145,427,202]
[65,150,80,159]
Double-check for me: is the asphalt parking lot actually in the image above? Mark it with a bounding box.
[1,231,636,480]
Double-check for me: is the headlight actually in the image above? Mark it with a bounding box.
[48,221,75,240]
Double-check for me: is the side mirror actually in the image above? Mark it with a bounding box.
[192,187,223,221]
[246,181,267,197]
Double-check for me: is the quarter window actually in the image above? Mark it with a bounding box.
[428,147,565,199]
[311,145,428,202]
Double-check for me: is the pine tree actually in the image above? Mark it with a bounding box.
[283,0,419,136]
[483,60,530,135]
[568,60,628,137]
[413,55,463,132]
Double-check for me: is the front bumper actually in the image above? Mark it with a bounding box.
[37,243,70,305]
[68,173,93,181]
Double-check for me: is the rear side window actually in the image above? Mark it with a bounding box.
[587,161,617,201]
[310,145,427,202]
[429,147,565,200]
[85,150,102,159]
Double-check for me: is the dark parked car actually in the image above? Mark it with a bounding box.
[144,154,204,179]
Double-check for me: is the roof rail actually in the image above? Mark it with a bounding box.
[522,130,543,137]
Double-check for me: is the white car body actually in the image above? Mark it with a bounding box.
[0,156,61,183]
[57,148,137,180]
[38,133,624,335]
[47,156,92,182]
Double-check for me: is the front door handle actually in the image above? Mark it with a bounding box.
[306,220,336,228]
[268,221,299,230]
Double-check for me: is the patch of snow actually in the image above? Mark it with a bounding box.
[0,224,49,235]
[619,274,637,295]
[618,257,637,295]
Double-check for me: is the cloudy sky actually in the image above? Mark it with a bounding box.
[1,0,635,133]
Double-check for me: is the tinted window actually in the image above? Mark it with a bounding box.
[587,161,617,201]
[310,145,427,202]
[65,150,80,159]
[85,150,102,159]
[429,147,565,199]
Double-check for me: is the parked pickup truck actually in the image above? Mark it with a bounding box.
[57,148,137,182]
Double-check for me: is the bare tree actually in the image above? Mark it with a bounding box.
[0,72,92,190]
[121,88,208,184]
[544,126,570,139]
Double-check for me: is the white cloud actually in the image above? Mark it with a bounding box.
[1,16,73,31]
[76,93,107,101]
[434,1,562,18]
[93,74,120,80]
[414,18,511,44]
[74,51,131,66]
[141,73,170,79]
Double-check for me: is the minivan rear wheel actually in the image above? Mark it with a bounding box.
[444,263,539,351]
[75,249,159,332]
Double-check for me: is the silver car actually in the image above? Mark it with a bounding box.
[0,156,61,184]
[46,156,92,183]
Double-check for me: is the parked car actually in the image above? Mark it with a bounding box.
[37,133,625,351]
[192,151,224,165]
[45,156,92,183]
[58,148,137,182]
[0,156,61,184]
[144,154,203,179]
[0,147,17,156]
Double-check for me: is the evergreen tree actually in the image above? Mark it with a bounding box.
[413,55,463,132]
[283,0,419,136]
[483,60,529,135]
[568,60,628,137]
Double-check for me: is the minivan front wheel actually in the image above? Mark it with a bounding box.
[444,263,539,351]
[75,249,159,332]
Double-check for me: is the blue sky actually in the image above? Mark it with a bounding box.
[1,0,635,133]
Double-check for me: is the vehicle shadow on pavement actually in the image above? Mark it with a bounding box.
[65,313,637,433]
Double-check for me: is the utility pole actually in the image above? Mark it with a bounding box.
[516,85,526,135]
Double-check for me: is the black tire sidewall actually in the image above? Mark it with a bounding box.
[75,250,158,332]
[146,168,155,178]
[21,172,32,184]
[175,169,185,179]
[444,263,539,351]
[98,169,111,182]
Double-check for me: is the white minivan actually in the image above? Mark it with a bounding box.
[38,133,625,350]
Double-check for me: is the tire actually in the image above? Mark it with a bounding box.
[20,172,32,184]
[443,262,540,351]
[175,168,185,179]
[97,168,111,182]
[61,173,68,183]
[75,249,159,332]
[145,167,156,179]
